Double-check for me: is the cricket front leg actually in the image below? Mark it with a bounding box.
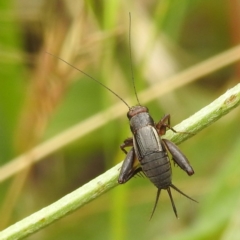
[156,114,193,137]
[156,114,178,136]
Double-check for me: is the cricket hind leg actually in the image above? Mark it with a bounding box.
[118,147,141,184]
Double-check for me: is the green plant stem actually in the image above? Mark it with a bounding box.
[166,83,240,144]
[0,84,239,240]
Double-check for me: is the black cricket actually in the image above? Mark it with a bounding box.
[118,107,196,219]
[47,13,196,219]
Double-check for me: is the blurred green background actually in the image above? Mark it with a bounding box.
[0,0,240,239]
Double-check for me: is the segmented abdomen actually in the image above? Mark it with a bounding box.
[133,126,172,189]
[141,152,171,189]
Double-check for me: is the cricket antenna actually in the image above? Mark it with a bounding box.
[46,52,131,109]
[128,12,141,106]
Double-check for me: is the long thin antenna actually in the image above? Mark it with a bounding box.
[128,12,141,105]
[46,52,130,109]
